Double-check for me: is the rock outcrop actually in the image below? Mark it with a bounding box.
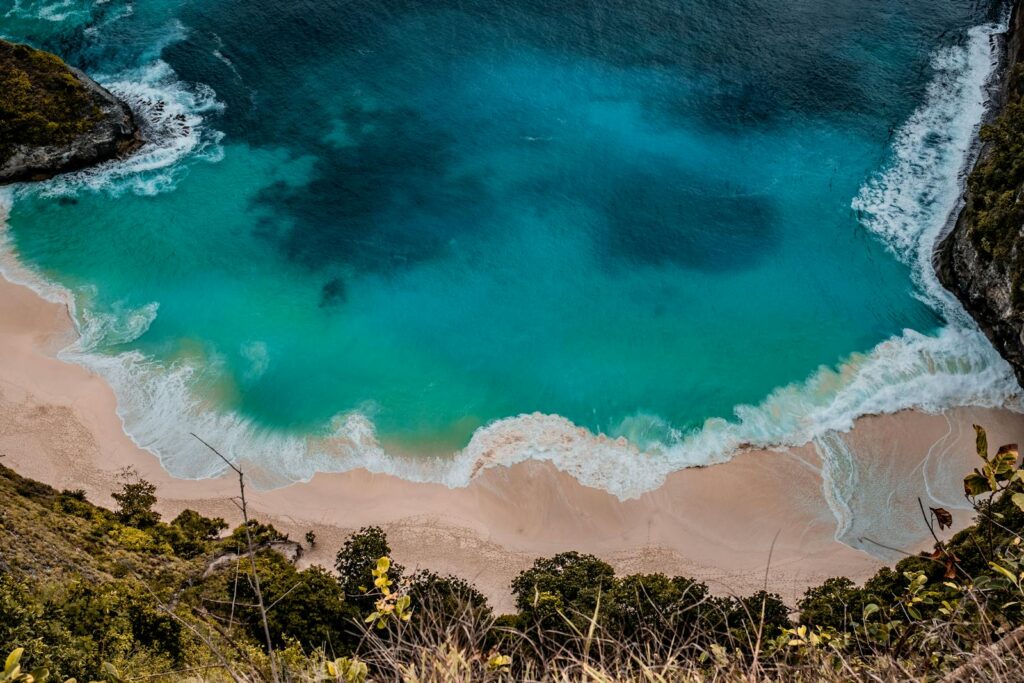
[0,40,141,184]
[937,3,1024,386]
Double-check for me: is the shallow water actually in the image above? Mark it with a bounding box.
[0,0,1019,494]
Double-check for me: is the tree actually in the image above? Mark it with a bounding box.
[110,467,160,529]
[407,570,492,623]
[160,509,228,558]
[511,552,616,612]
[225,519,285,550]
[335,527,403,611]
[215,551,359,652]
[726,590,791,647]
[171,509,227,540]
[511,552,617,637]
[604,573,718,648]
[798,577,866,631]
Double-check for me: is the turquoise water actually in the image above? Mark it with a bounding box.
[0,0,1019,493]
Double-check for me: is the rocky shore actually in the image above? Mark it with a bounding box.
[937,2,1024,385]
[0,40,141,184]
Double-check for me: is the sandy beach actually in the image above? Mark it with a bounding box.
[2,274,1023,612]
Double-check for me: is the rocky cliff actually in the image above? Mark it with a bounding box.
[937,3,1024,386]
[0,40,141,184]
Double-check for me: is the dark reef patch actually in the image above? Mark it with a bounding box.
[251,105,492,274]
[320,277,347,307]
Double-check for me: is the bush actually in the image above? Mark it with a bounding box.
[160,509,227,558]
[335,526,403,611]
[202,549,360,653]
[0,40,101,163]
[798,577,867,631]
[225,519,287,550]
[604,573,721,649]
[407,570,492,623]
[110,468,160,529]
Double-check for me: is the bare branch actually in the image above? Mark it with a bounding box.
[192,432,280,683]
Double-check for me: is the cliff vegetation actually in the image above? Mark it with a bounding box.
[0,41,102,164]
[1,426,1024,681]
[962,62,1024,304]
[938,4,1024,383]
[0,39,139,184]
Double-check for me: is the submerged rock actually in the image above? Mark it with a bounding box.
[937,2,1024,386]
[0,40,142,184]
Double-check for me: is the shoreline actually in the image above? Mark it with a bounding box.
[3,273,1024,611]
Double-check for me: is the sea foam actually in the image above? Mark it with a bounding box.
[0,15,1020,501]
[33,57,223,198]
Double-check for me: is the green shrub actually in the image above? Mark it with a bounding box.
[334,526,403,611]
[110,468,160,529]
[0,40,101,164]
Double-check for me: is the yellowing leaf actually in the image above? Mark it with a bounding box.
[993,444,1019,475]
[964,471,991,497]
[989,562,1018,583]
[5,648,24,674]
[975,424,988,459]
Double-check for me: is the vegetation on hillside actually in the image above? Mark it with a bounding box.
[964,63,1024,303]
[1,426,1023,681]
[0,40,102,164]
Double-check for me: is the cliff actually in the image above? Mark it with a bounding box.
[937,3,1024,386]
[0,40,141,184]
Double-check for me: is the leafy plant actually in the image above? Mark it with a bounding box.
[325,656,367,683]
[365,557,413,629]
[963,425,1024,512]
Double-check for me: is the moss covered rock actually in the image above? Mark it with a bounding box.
[0,40,141,183]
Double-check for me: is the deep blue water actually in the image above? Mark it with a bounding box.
[0,0,1017,492]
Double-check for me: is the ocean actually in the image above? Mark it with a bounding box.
[0,0,1019,496]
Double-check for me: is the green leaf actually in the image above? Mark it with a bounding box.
[5,649,24,675]
[1012,493,1024,514]
[964,471,991,497]
[862,603,880,621]
[975,424,989,460]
